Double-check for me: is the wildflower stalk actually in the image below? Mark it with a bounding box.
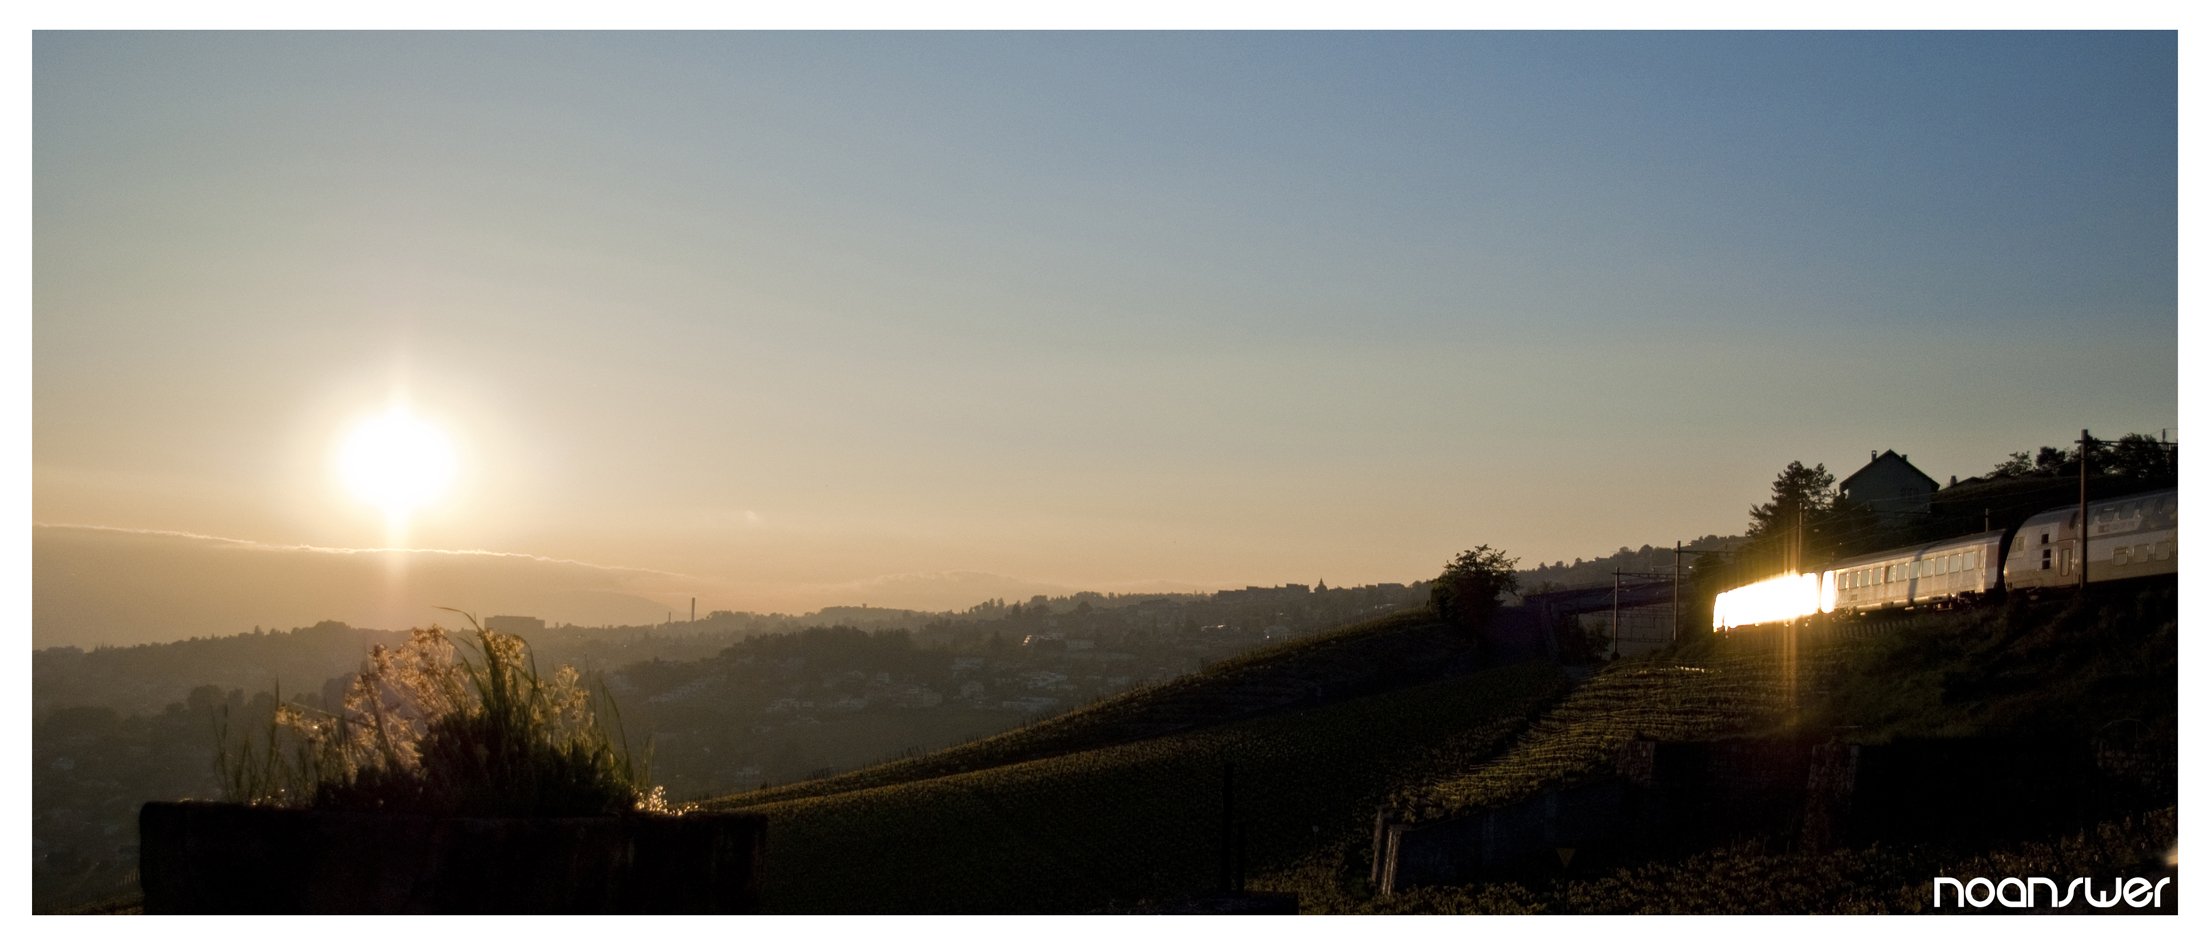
[215,611,683,816]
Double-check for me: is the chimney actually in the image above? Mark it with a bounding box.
[1870,450,1877,461]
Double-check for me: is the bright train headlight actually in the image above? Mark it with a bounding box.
[1713,572,1826,631]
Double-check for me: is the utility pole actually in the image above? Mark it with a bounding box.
[2079,428,2091,590]
[1611,571,1621,661]
[1672,546,1722,645]
[1795,504,1807,575]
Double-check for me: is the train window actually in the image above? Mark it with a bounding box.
[2115,547,2130,566]
[2040,549,2051,570]
[2039,532,2050,545]
[1965,550,1978,570]
[2157,541,2172,560]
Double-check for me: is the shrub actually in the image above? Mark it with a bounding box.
[1430,545,1519,628]
[219,613,678,816]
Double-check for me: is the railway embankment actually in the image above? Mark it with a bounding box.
[1355,585,2175,908]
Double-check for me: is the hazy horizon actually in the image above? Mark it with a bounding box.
[33,32,2177,643]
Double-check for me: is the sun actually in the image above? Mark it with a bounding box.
[337,405,457,534]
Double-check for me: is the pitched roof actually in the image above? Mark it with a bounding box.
[1840,449,1940,491]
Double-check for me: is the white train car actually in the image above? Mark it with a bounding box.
[2003,488,2178,593]
[1713,487,2179,632]
[1823,530,2008,616]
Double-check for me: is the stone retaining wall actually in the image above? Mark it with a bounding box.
[140,802,765,913]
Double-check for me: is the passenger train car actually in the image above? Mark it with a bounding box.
[2003,488,2178,594]
[1714,487,2177,630]
[1825,529,2007,615]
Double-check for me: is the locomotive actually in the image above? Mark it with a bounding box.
[1714,487,2177,631]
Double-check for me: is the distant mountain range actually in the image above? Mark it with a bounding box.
[30,524,1216,649]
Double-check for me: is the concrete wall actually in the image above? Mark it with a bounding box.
[1378,779,1627,893]
[1803,737,2113,852]
[1377,734,2132,896]
[140,802,765,913]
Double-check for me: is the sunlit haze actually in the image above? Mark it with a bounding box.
[31,31,2178,641]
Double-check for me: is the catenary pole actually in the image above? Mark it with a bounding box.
[2079,428,2090,590]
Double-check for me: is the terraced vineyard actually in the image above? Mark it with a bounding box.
[1387,632,1870,822]
[724,607,1484,807]
[713,661,1568,913]
[726,589,2173,913]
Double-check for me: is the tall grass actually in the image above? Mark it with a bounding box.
[218,612,678,816]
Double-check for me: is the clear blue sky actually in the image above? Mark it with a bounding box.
[33,31,2177,615]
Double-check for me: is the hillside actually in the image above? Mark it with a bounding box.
[1281,586,2178,912]
[715,607,1484,807]
[717,662,1568,913]
[717,585,2176,913]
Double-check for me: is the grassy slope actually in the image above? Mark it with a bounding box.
[1269,585,2178,912]
[724,661,1568,913]
[1396,585,2176,823]
[1388,632,1864,821]
[710,586,2173,913]
[710,607,1483,808]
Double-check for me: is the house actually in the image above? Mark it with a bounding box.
[1839,450,1940,524]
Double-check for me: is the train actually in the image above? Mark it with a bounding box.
[1714,487,2177,631]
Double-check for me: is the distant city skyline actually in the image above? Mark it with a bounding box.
[33,31,2177,632]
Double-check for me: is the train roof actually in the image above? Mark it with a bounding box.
[2015,487,2177,529]
[1820,529,2008,571]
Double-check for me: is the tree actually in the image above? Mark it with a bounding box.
[1746,461,1835,541]
[1741,461,1882,568]
[1430,545,1519,628]
[1996,433,2171,482]
[2034,446,2070,477]
[2109,433,2176,482]
[1989,451,2035,478]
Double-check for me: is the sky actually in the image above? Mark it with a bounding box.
[30,31,2179,635]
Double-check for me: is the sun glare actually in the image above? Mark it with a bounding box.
[338,406,457,535]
